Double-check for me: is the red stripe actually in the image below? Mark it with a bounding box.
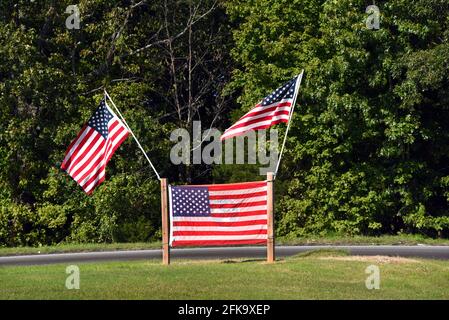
[79,138,113,187]
[209,191,267,200]
[221,119,288,141]
[84,174,105,195]
[210,211,267,218]
[105,129,129,164]
[82,126,127,191]
[78,123,126,184]
[70,139,106,179]
[206,181,266,191]
[173,230,267,236]
[66,120,118,176]
[67,133,103,174]
[173,220,267,227]
[61,125,88,169]
[171,239,266,247]
[108,119,119,132]
[227,110,290,131]
[75,139,109,185]
[79,123,128,194]
[210,200,267,209]
[239,102,291,121]
[61,128,95,170]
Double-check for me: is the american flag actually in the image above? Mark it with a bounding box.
[61,100,129,194]
[169,181,268,246]
[220,76,300,140]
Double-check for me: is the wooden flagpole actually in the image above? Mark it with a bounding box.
[267,172,275,263]
[161,178,170,265]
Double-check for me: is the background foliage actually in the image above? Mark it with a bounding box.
[1,0,449,246]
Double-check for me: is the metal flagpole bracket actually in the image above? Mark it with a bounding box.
[103,89,162,181]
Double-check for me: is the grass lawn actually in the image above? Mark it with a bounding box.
[1,250,448,299]
[1,234,449,257]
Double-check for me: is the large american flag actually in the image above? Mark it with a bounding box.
[220,76,300,140]
[61,100,129,194]
[169,181,268,246]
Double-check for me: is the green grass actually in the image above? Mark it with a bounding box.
[277,234,449,246]
[0,242,162,257]
[1,234,448,257]
[1,250,449,299]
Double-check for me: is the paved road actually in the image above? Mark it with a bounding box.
[1,245,449,266]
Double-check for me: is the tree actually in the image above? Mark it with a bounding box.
[0,0,235,246]
[226,0,449,237]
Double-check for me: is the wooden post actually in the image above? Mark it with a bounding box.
[267,172,275,263]
[161,178,170,265]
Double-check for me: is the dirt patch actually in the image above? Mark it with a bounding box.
[318,255,421,264]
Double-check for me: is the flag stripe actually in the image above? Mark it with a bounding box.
[210,210,267,217]
[173,229,267,236]
[62,127,95,170]
[220,77,299,141]
[61,100,129,194]
[172,239,266,246]
[173,219,267,226]
[172,225,268,232]
[239,101,292,121]
[172,234,268,241]
[221,115,290,140]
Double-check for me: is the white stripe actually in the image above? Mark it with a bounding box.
[209,186,267,196]
[173,225,267,232]
[173,215,266,222]
[236,98,292,118]
[222,114,289,139]
[77,140,109,186]
[104,125,128,161]
[79,122,128,192]
[66,129,99,172]
[62,127,92,165]
[73,139,108,183]
[210,205,267,214]
[210,195,266,205]
[173,234,267,241]
[83,169,106,193]
[67,133,104,176]
[68,118,120,176]
[228,106,290,129]
[75,121,125,185]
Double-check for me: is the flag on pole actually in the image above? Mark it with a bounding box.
[220,76,300,140]
[61,100,130,194]
[169,181,268,247]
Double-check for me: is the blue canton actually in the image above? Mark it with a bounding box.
[261,77,297,106]
[88,100,114,139]
[171,186,210,216]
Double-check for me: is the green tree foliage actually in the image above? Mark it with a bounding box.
[1,0,449,247]
[226,0,449,237]
[0,0,234,246]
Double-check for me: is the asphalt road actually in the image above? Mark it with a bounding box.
[1,245,449,266]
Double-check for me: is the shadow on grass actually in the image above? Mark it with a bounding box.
[287,249,350,260]
[222,258,271,264]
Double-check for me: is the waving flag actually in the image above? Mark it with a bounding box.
[61,100,129,194]
[220,76,301,140]
[169,181,268,247]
